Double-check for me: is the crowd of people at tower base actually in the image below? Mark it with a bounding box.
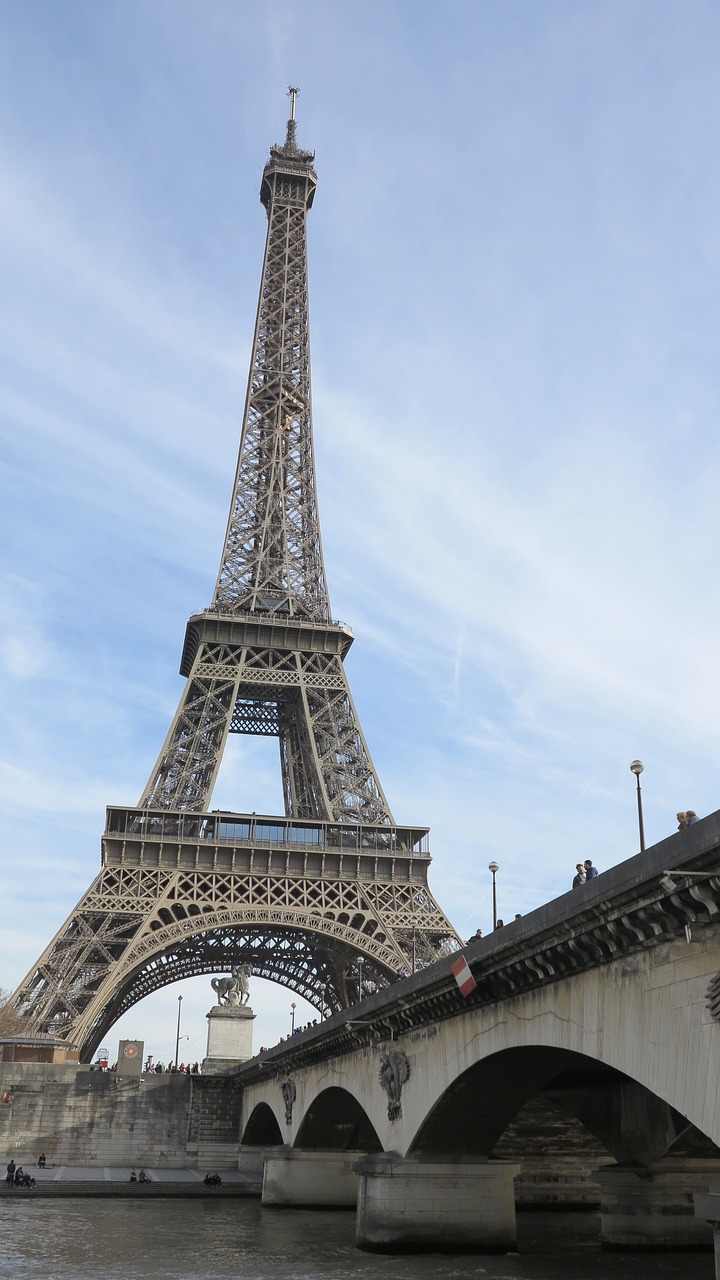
[148,1061,200,1074]
[90,1060,201,1074]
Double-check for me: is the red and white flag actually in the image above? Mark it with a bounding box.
[451,954,477,997]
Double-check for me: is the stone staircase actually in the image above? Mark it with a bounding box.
[190,1076,242,1170]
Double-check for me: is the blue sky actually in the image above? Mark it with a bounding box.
[1,0,719,1062]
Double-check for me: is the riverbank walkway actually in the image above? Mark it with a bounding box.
[0,1164,261,1197]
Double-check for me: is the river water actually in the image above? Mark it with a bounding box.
[0,1200,715,1280]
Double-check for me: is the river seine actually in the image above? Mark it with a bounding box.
[0,1200,714,1280]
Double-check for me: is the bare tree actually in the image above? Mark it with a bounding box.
[0,987,23,1036]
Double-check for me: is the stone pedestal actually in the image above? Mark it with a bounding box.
[694,1184,720,1278]
[202,1005,255,1074]
[262,1147,360,1206]
[597,1162,717,1250]
[354,1154,519,1253]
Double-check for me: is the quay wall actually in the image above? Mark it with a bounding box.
[0,1064,242,1170]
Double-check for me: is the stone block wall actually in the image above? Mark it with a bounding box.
[0,1063,241,1169]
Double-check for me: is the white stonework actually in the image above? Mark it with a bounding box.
[203,1005,255,1074]
[241,923,720,1158]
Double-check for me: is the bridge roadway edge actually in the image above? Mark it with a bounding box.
[236,812,720,1255]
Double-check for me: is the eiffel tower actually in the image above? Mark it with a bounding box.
[11,91,461,1060]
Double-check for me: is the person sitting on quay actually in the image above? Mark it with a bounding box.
[129,1168,138,1182]
[138,1168,151,1183]
[203,1172,222,1188]
[6,1159,16,1184]
[37,1153,46,1169]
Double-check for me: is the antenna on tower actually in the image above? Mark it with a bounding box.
[285,85,299,150]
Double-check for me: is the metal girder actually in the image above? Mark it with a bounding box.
[139,641,393,823]
[11,850,459,1058]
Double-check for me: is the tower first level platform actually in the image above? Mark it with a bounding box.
[12,805,457,1062]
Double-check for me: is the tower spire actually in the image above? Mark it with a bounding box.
[213,88,321,619]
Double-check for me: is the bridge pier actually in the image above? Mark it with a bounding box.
[261,1147,360,1206]
[354,1154,519,1253]
[237,1144,281,1185]
[597,1162,717,1250]
[694,1183,720,1278]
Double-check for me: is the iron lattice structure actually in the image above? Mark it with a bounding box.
[11,95,461,1059]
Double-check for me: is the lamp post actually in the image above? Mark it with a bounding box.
[174,994,183,1070]
[318,982,326,1018]
[291,1001,297,1034]
[357,956,364,999]
[488,861,499,930]
[630,760,646,853]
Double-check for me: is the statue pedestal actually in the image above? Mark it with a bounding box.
[202,1006,256,1075]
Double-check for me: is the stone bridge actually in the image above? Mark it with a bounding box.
[233,811,720,1256]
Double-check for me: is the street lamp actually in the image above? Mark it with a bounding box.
[356,955,364,999]
[630,760,646,853]
[488,861,499,930]
[318,982,326,1018]
[291,1001,297,1034]
[174,994,183,1069]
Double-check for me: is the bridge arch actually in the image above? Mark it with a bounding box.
[406,1045,706,1168]
[294,1085,382,1153]
[241,1101,284,1146]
